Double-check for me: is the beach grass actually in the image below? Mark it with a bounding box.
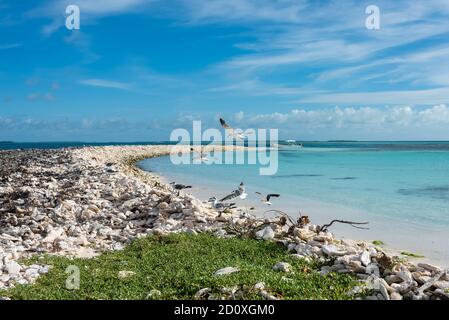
[4,233,359,300]
[372,240,385,246]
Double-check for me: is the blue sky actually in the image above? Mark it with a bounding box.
[1,0,449,141]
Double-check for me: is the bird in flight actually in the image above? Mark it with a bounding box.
[220,182,248,201]
[255,192,280,205]
[219,118,253,140]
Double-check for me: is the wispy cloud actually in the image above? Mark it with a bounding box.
[176,0,308,24]
[188,0,449,105]
[79,78,133,91]
[29,0,155,35]
[0,43,22,50]
[294,87,449,105]
[27,92,55,102]
[0,116,150,133]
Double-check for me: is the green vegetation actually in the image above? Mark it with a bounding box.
[372,240,385,246]
[4,233,359,300]
[400,251,425,258]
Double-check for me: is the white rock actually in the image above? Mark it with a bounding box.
[5,261,21,275]
[417,263,442,274]
[273,262,291,273]
[294,228,315,241]
[185,228,198,235]
[73,235,89,246]
[294,243,314,256]
[360,250,371,267]
[378,281,390,300]
[255,226,275,241]
[390,281,417,294]
[433,280,449,290]
[434,289,449,299]
[397,267,413,283]
[290,254,311,263]
[390,292,403,300]
[42,227,65,243]
[194,288,210,299]
[254,282,265,290]
[385,274,403,285]
[147,289,162,299]
[214,267,240,276]
[259,290,279,300]
[322,245,347,257]
[38,266,50,274]
[24,267,40,278]
[117,212,127,220]
[215,229,227,237]
[118,270,136,278]
[319,266,331,276]
[0,274,10,282]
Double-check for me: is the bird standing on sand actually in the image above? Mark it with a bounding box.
[220,182,248,201]
[192,148,214,163]
[255,192,280,205]
[170,182,192,190]
[208,197,236,212]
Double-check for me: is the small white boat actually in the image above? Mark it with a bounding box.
[284,140,303,147]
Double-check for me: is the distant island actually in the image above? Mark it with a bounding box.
[327,140,359,142]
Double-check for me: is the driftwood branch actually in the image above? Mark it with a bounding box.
[317,220,369,233]
[264,210,295,225]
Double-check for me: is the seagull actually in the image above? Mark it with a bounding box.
[219,118,252,140]
[220,182,248,201]
[170,182,192,190]
[255,192,280,205]
[208,197,236,212]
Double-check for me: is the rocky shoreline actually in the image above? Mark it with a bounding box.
[1,145,448,300]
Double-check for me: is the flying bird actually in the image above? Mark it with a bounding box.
[255,192,280,205]
[219,118,251,140]
[220,182,248,201]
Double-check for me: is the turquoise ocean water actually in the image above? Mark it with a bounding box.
[141,141,449,227]
[139,142,449,263]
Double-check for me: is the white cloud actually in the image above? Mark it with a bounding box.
[294,87,449,105]
[420,104,449,124]
[242,105,449,130]
[234,111,244,122]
